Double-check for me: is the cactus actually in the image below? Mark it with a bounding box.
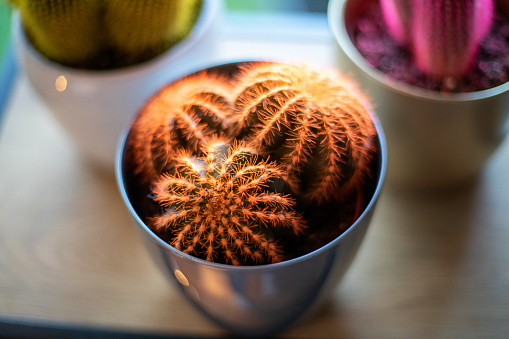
[412,0,494,79]
[8,0,203,69]
[126,71,236,183]
[105,0,203,66]
[9,0,104,67]
[150,139,306,265]
[232,63,377,205]
[124,62,380,265]
[380,0,412,45]
[380,0,495,79]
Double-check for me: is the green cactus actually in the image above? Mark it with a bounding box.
[126,70,237,183]
[232,63,377,205]
[10,0,104,67]
[105,0,203,67]
[8,0,203,69]
[150,139,306,265]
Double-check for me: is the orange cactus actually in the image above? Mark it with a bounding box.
[150,139,306,265]
[126,71,237,183]
[232,63,377,205]
[124,62,380,265]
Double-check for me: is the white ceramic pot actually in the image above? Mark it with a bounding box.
[328,0,509,191]
[116,61,387,337]
[12,0,223,173]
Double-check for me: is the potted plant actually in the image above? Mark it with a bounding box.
[8,0,222,172]
[116,61,387,337]
[328,0,509,191]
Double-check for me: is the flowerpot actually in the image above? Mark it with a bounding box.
[328,0,509,191]
[12,0,223,173]
[115,61,387,337]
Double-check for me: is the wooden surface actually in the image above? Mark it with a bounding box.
[1,12,509,339]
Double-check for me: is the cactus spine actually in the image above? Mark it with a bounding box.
[127,71,236,183]
[380,0,495,80]
[233,63,377,205]
[151,139,306,265]
[9,0,203,69]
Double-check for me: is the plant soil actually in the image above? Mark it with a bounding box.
[350,1,509,93]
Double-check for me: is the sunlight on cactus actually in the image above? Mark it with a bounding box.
[232,63,377,205]
[380,0,494,80]
[151,139,306,265]
[127,71,236,183]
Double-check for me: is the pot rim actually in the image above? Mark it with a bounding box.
[327,0,509,103]
[115,60,388,272]
[11,0,221,79]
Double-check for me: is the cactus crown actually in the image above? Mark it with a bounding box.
[125,62,378,265]
[151,139,305,265]
[233,63,377,205]
[8,0,203,69]
[380,0,495,80]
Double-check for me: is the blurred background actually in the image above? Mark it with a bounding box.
[225,0,328,12]
[0,1,9,56]
[0,0,13,122]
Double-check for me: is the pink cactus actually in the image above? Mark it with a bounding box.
[380,0,494,80]
[380,0,412,45]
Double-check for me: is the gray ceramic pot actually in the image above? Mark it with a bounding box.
[328,0,509,191]
[115,62,387,337]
